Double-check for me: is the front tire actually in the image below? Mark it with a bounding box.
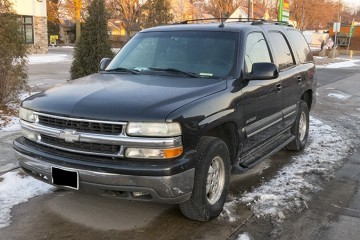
[286,100,310,151]
[180,137,230,221]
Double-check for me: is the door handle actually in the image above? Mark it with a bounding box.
[276,83,282,92]
[297,76,302,84]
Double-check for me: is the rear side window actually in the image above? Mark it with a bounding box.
[286,29,313,63]
[245,32,272,74]
[268,31,295,70]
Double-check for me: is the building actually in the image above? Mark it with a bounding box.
[59,18,75,44]
[10,0,48,53]
[329,23,360,51]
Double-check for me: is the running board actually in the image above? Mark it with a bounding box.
[232,133,295,173]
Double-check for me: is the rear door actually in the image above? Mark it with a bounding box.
[267,30,299,128]
[240,31,283,161]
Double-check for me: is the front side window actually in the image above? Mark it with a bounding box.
[244,32,272,74]
[19,16,34,44]
[268,31,295,70]
[107,31,238,79]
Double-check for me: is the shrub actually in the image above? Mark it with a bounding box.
[0,1,28,106]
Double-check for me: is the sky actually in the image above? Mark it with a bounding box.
[343,0,360,9]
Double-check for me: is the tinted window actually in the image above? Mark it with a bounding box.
[244,32,272,73]
[108,31,238,78]
[286,29,313,63]
[268,31,295,70]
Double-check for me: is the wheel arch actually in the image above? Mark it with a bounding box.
[205,122,239,165]
[301,89,313,110]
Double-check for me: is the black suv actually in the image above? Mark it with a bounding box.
[14,20,316,221]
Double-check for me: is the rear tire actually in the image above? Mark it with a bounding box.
[286,100,309,151]
[179,137,230,221]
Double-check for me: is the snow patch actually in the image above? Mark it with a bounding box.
[221,117,351,221]
[0,92,39,132]
[58,46,74,49]
[316,59,360,69]
[327,92,351,100]
[0,171,54,228]
[236,232,253,240]
[221,200,238,222]
[27,54,71,65]
[0,116,21,132]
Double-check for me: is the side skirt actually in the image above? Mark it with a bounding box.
[232,128,295,173]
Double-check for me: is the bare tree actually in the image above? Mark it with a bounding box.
[108,0,149,36]
[170,0,195,21]
[204,0,246,18]
[290,0,341,30]
[59,0,93,42]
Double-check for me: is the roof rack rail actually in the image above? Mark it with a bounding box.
[272,21,294,27]
[174,18,266,25]
[173,18,294,28]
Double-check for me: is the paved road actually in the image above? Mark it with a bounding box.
[1,49,360,239]
[27,47,72,92]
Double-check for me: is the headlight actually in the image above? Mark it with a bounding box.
[19,107,35,123]
[126,122,181,137]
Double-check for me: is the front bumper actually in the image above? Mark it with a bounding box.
[14,140,195,204]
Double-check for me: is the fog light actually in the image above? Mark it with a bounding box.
[125,146,183,159]
[21,128,39,142]
[132,192,148,197]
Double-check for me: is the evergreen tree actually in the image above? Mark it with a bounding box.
[0,0,27,105]
[70,0,114,79]
[142,0,173,29]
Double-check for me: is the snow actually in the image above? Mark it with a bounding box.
[0,92,39,132]
[236,232,253,240]
[316,59,360,69]
[221,117,352,222]
[328,92,351,100]
[27,54,72,65]
[58,46,74,49]
[0,116,21,132]
[0,171,53,228]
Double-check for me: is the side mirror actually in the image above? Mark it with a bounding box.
[245,62,279,80]
[99,58,111,72]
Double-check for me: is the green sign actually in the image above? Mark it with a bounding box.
[278,0,290,22]
[350,26,355,37]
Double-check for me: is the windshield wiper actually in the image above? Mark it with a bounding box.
[147,67,199,78]
[105,67,139,74]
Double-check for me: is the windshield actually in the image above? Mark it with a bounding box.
[106,31,238,78]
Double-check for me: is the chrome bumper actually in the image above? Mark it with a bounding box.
[15,150,194,204]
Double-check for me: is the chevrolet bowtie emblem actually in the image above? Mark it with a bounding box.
[59,129,80,143]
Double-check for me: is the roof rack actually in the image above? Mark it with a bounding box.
[174,18,294,28]
[273,21,294,27]
[174,18,266,25]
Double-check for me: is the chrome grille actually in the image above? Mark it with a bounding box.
[21,113,181,158]
[41,135,121,156]
[37,115,123,135]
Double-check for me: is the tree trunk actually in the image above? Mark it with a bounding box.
[75,0,82,43]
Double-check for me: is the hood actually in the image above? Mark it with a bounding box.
[22,73,227,122]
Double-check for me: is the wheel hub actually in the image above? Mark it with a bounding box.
[299,111,307,141]
[206,156,225,205]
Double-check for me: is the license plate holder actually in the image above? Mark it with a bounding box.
[51,167,79,190]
